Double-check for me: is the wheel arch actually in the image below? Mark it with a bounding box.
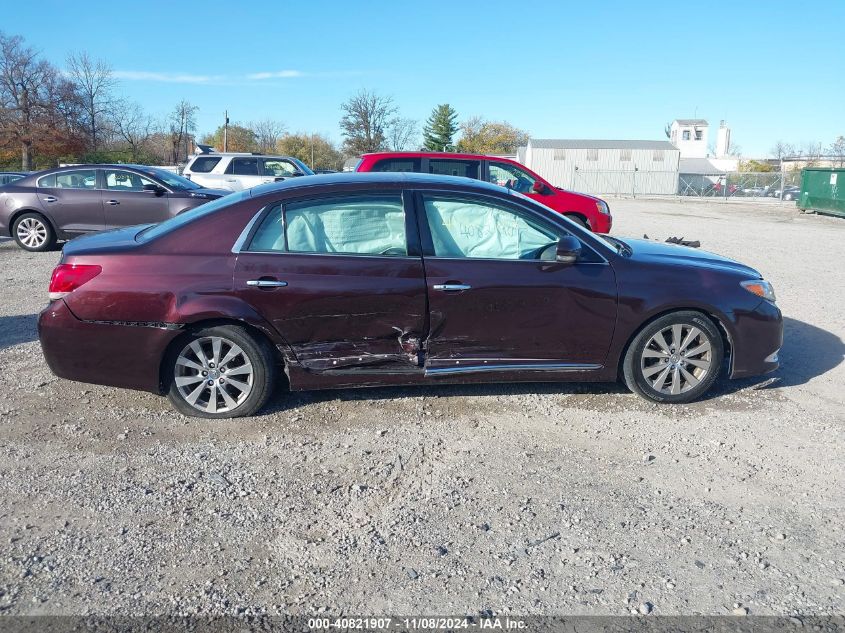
[563,212,590,229]
[157,317,287,394]
[615,307,733,379]
[9,207,58,235]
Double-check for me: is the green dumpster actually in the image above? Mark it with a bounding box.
[798,167,845,218]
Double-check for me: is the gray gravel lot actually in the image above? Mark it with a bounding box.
[0,199,843,617]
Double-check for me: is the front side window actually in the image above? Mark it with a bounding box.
[428,159,479,179]
[104,170,156,191]
[488,162,537,194]
[371,158,420,172]
[248,194,407,256]
[39,170,97,190]
[228,157,259,176]
[261,159,299,177]
[423,195,559,260]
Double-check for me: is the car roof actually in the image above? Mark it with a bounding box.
[10,164,176,187]
[188,153,300,160]
[361,151,517,162]
[248,171,510,198]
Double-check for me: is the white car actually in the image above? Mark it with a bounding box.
[183,147,314,191]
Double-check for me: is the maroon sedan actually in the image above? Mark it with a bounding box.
[38,173,782,418]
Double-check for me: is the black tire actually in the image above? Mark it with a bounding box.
[12,212,56,252]
[165,324,276,419]
[622,311,723,404]
[565,214,590,230]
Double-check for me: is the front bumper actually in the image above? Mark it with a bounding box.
[38,299,182,394]
[729,299,783,379]
[592,213,612,234]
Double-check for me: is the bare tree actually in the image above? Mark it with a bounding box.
[799,141,823,166]
[339,89,397,154]
[771,141,795,160]
[0,32,67,169]
[66,51,116,152]
[250,119,286,153]
[388,117,418,151]
[828,136,845,167]
[112,99,154,162]
[169,100,198,164]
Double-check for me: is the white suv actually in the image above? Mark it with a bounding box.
[183,148,314,191]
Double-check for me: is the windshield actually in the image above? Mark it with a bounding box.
[136,190,246,242]
[508,188,623,254]
[134,166,201,190]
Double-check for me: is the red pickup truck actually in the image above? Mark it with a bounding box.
[355,151,612,233]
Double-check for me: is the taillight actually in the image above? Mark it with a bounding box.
[48,264,102,300]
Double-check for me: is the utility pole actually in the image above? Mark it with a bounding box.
[223,110,229,152]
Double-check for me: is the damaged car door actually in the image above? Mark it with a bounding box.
[417,191,617,373]
[233,191,427,372]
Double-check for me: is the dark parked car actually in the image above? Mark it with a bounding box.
[0,165,227,251]
[38,173,782,418]
[0,172,27,186]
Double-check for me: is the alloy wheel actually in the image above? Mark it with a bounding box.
[16,217,48,249]
[174,336,254,414]
[640,324,713,396]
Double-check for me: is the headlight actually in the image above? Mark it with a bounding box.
[596,200,610,215]
[741,279,776,302]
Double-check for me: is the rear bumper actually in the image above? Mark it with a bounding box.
[729,299,783,379]
[38,299,181,394]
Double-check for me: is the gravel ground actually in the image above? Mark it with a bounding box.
[0,199,842,617]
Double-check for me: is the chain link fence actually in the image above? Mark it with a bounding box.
[570,169,802,201]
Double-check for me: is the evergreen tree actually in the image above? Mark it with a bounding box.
[422,104,459,151]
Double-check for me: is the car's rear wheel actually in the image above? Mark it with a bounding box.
[13,212,55,252]
[622,311,723,404]
[166,325,276,418]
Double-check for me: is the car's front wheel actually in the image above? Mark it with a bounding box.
[564,214,589,230]
[166,325,276,418]
[622,311,723,404]
[13,212,55,252]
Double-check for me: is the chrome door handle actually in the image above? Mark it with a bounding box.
[247,279,288,288]
[225,179,238,182]
[433,283,472,292]
[105,200,120,205]
[43,195,57,203]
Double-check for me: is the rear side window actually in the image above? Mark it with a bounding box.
[248,194,407,257]
[428,159,479,179]
[371,158,420,173]
[39,170,97,190]
[189,156,222,173]
[227,157,259,175]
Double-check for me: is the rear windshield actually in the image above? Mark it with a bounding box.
[135,191,246,242]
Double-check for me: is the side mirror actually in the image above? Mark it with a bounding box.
[291,170,305,177]
[532,180,550,195]
[143,183,166,196]
[555,235,582,264]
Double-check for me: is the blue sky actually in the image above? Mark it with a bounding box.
[4,0,843,156]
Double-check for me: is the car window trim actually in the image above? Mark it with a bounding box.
[36,169,99,191]
[412,188,610,264]
[234,189,422,259]
[99,168,172,194]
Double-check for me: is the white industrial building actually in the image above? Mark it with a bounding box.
[520,139,681,195]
